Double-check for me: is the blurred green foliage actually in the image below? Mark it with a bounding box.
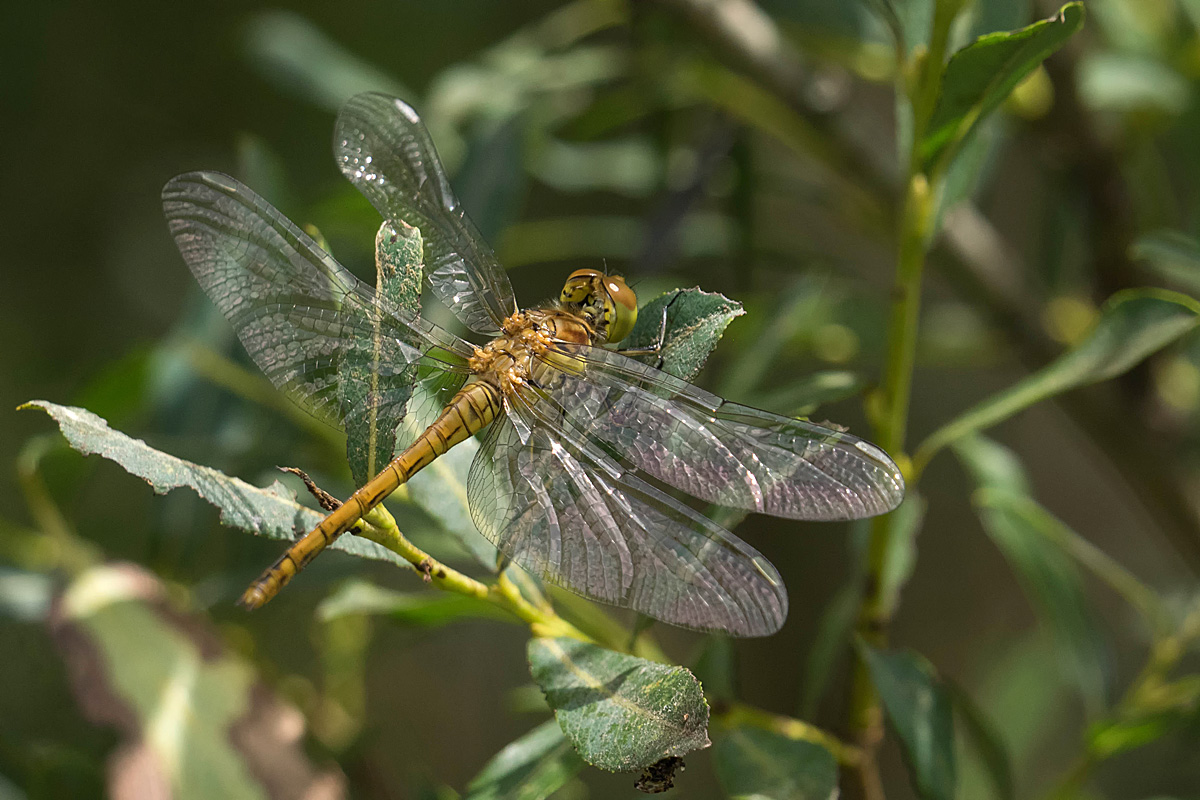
[5,0,1200,798]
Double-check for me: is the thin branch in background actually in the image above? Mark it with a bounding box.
[646,0,898,202]
[634,113,739,273]
[652,0,1200,572]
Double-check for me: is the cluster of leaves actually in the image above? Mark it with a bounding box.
[8,0,1200,798]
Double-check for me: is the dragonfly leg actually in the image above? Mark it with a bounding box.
[240,381,502,610]
[280,466,347,514]
[616,293,682,369]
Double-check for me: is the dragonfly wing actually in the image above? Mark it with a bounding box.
[466,396,788,637]
[162,171,473,435]
[334,93,519,335]
[529,344,905,521]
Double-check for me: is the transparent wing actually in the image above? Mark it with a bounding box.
[162,171,473,434]
[527,344,905,521]
[334,92,518,335]
[466,396,787,636]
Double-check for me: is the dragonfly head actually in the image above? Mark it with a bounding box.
[560,269,638,344]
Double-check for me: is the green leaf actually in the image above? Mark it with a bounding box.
[623,288,744,381]
[22,401,406,567]
[916,289,1200,468]
[952,435,1030,495]
[527,637,710,772]
[51,563,342,798]
[464,719,585,800]
[921,3,1084,173]
[956,436,1110,711]
[946,681,1014,800]
[971,491,1111,710]
[340,221,424,487]
[317,578,510,626]
[713,727,838,800]
[859,644,956,800]
[1131,229,1200,297]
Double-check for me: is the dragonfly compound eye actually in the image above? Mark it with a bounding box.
[602,275,637,343]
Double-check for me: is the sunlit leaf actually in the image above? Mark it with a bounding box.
[464,720,585,800]
[916,289,1200,467]
[340,221,424,487]
[317,579,509,626]
[713,727,838,800]
[921,3,1084,173]
[50,563,344,798]
[1131,229,1200,297]
[527,637,710,772]
[623,288,744,381]
[859,644,956,800]
[22,401,406,567]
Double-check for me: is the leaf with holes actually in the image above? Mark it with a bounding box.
[527,636,710,772]
[21,401,405,567]
[623,288,744,381]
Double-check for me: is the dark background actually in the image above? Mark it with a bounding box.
[3,1,1198,798]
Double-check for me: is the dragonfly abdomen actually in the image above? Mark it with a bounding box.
[239,381,502,609]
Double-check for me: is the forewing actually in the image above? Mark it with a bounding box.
[529,344,905,521]
[334,92,518,335]
[466,399,788,637]
[162,171,472,435]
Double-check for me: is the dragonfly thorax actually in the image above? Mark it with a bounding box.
[559,269,638,344]
[469,309,594,396]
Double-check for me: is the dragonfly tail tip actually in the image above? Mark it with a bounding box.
[238,586,270,610]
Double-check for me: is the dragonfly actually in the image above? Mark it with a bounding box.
[162,92,904,637]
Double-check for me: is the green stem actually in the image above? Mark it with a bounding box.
[357,504,590,642]
[718,703,864,768]
[849,3,960,794]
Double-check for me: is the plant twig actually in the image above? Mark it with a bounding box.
[288,471,592,642]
